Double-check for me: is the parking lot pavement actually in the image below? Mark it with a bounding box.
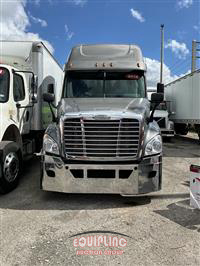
[0,135,200,266]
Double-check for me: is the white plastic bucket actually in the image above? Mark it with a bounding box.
[190,165,200,209]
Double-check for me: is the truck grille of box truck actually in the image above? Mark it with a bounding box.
[63,118,140,159]
[154,117,166,128]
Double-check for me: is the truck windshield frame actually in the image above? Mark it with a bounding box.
[62,71,146,98]
[0,67,10,103]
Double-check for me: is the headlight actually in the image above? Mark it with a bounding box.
[169,122,174,130]
[43,134,60,155]
[144,135,162,156]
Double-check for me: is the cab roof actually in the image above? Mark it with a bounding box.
[65,44,146,72]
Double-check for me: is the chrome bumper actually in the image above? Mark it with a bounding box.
[41,155,162,195]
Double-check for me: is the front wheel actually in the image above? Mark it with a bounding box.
[0,141,22,194]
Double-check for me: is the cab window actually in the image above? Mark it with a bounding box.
[0,68,9,103]
[13,74,25,102]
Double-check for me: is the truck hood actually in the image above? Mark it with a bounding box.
[58,98,150,120]
[153,110,169,118]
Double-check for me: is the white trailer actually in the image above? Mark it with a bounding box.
[165,70,200,139]
[0,41,63,193]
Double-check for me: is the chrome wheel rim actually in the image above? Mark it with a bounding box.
[3,152,19,182]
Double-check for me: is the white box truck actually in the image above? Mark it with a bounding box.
[0,41,63,193]
[41,44,164,196]
[165,70,200,139]
[147,89,174,138]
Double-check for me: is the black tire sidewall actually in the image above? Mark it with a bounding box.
[0,142,22,194]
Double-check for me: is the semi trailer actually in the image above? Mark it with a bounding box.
[165,70,200,139]
[0,41,63,193]
[41,44,163,195]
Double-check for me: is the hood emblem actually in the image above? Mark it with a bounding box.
[93,115,111,120]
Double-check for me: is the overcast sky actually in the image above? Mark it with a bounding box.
[0,0,199,89]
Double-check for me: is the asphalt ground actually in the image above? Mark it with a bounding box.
[0,134,200,266]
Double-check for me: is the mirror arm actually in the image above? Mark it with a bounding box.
[16,103,34,109]
[12,69,36,95]
[12,69,34,77]
[48,102,57,123]
[148,102,159,123]
[50,102,57,109]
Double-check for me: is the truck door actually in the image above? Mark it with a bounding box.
[13,73,30,134]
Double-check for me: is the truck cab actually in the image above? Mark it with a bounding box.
[41,44,163,196]
[0,65,34,138]
[153,101,174,138]
[0,41,63,194]
[0,64,36,193]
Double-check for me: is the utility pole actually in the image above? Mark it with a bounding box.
[160,24,164,84]
[191,40,200,72]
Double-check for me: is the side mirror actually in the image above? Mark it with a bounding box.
[47,83,54,94]
[43,93,57,123]
[149,93,164,123]
[157,83,164,93]
[43,93,55,103]
[31,93,37,104]
[30,75,38,92]
[151,93,164,103]
[29,75,38,104]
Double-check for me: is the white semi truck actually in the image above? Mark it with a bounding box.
[41,44,164,196]
[165,70,200,140]
[0,41,63,193]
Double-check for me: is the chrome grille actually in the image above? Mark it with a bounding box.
[63,118,140,158]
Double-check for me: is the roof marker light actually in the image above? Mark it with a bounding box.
[190,164,200,173]
[0,69,4,75]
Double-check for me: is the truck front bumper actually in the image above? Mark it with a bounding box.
[161,129,175,137]
[41,154,162,195]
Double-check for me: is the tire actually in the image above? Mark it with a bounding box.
[174,124,189,135]
[162,136,171,142]
[0,141,22,194]
[194,124,200,141]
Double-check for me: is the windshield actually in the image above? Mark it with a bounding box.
[156,102,167,111]
[0,68,9,103]
[63,71,146,98]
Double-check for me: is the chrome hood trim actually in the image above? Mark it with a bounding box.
[59,98,150,121]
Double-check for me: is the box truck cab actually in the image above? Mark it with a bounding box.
[154,101,174,138]
[147,90,174,138]
[0,41,63,193]
[41,44,163,196]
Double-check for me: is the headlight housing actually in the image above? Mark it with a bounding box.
[169,121,174,130]
[43,134,60,155]
[144,135,162,156]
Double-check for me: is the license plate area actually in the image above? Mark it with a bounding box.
[87,169,115,178]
